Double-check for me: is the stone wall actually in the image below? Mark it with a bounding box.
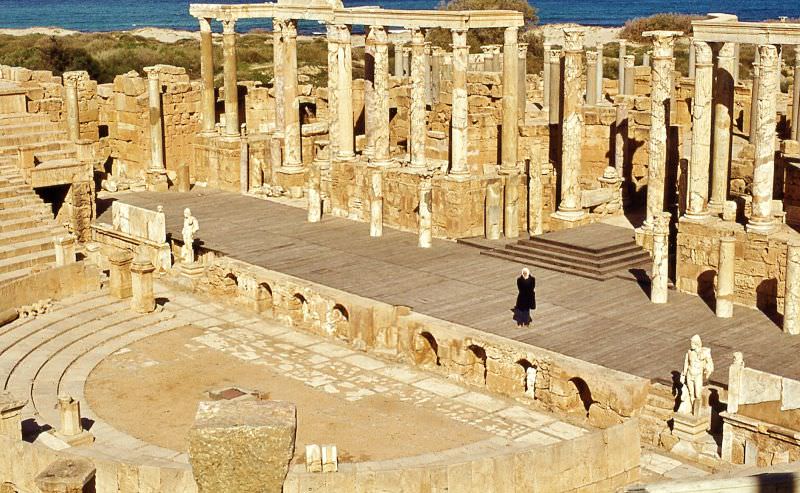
[0,262,101,312]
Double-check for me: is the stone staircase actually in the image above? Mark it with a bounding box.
[639,382,678,448]
[0,112,68,285]
[471,223,652,281]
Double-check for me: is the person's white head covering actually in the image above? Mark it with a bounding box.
[521,267,530,278]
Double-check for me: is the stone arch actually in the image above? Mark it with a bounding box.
[256,282,273,314]
[413,331,440,368]
[467,344,488,385]
[289,293,309,326]
[223,272,238,296]
[568,377,595,417]
[328,303,351,340]
[517,359,537,398]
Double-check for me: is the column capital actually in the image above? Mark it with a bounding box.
[693,40,713,65]
[451,28,468,48]
[643,31,682,58]
[518,43,528,56]
[757,44,779,69]
[623,54,635,68]
[143,66,161,81]
[586,50,598,63]
[618,39,627,48]
[221,18,236,35]
[367,25,388,44]
[283,19,298,38]
[410,27,425,46]
[504,26,519,44]
[716,42,735,59]
[198,17,211,33]
[548,48,561,61]
[563,28,585,52]
[274,17,286,32]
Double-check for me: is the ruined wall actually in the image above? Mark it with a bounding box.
[581,106,616,187]
[0,262,101,312]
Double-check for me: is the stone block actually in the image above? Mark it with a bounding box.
[321,444,337,473]
[35,458,95,493]
[188,400,296,493]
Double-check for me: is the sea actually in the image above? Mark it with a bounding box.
[0,0,798,33]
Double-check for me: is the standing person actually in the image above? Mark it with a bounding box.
[514,268,536,326]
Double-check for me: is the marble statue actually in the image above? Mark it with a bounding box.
[681,334,714,415]
[181,208,200,264]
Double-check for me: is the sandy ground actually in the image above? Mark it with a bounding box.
[0,24,624,46]
[85,324,492,463]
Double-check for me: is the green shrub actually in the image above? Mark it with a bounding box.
[620,13,702,43]
[427,0,538,52]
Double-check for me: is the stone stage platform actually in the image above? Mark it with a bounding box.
[97,190,800,385]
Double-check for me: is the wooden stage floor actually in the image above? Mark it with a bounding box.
[98,190,800,385]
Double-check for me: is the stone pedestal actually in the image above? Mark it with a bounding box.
[418,178,432,248]
[181,262,205,280]
[672,411,709,442]
[504,174,520,239]
[146,169,169,192]
[108,249,133,299]
[369,168,383,237]
[0,391,27,440]
[130,252,156,314]
[307,162,321,223]
[651,212,671,304]
[52,395,94,446]
[784,240,800,335]
[178,163,191,192]
[54,234,76,267]
[35,458,96,493]
[188,400,297,493]
[716,236,735,318]
[485,180,502,240]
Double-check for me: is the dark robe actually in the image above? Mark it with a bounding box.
[516,275,536,310]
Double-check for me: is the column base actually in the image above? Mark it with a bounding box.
[681,210,712,223]
[276,166,306,199]
[445,171,471,181]
[368,158,397,168]
[180,262,205,280]
[551,208,586,221]
[199,129,219,138]
[672,412,710,442]
[49,430,95,447]
[746,219,777,234]
[707,200,725,215]
[336,152,356,162]
[146,170,168,192]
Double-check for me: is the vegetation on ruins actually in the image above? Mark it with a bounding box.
[619,13,701,42]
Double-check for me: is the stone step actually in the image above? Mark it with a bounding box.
[34,148,77,163]
[0,184,30,199]
[646,392,677,411]
[34,157,82,170]
[0,139,74,159]
[0,239,55,267]
[0,204,51,222]
[482,249,611,280]
[0,113,50,125]
[503,242,651,273]
[0,121,58,135]
[0,194,47,211]
[0,224,61,247]
[0,130,67,149]
[0,266,36,286]
[643,404,675,421]
[0,216,50,234]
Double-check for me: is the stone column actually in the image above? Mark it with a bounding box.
[733,43,741,82]
[239,127,249,193]
[326,24,338,159]
[418,177,432,248]
[431,46,443,104]
[130,251,156,313]
[747,44,779,234]
[749,50,761,145]
[643,51,651,67]
[623,55,635,95]
[651,212,671,304]
[393,42,404,77]
[500,27,519,173]
[63,73,80,142]
[504,174,519,238]
[364,29,376,158]
[403,47,412,76]
[685,41,713,220]
[596,41,604,101]
[0,391,27,440]
[485,180,502,239]
[643,31,681,228]
[199,17,216,134]
[369,169,383,237]
[336,25,355,161]
[449,29,469,176]
[548,49,561,125]
[144,67,165,173]
[688,40,696,78]
[792,46,800,141]
[221,19,239,137]
[481,46,494,71]
[528,147,543,235]
[543,43,552,109]
[784,241,800,335]
[553,29,585,221]
[35,458,96,493]
[615,101,628,180]
[586,51,598,105]
[54,234,76,266]
[518,43,527,118]
[307,162,321,223]
[618,39,627,90]
[269,22,285,143]
[716,236,736,318]
[108,249,133,299]
[409,28,427,169]
[492,45,502,72]
[282,20,302,169]
[57,395,85,437]
[424,42,433,106]
[709,43,736,213]
[370,26,392,166]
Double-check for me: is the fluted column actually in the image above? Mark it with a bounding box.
[618,39,627,91]
[326,24,339,158]
[501,26,519,173]
[595,41,604,102]
[586,51,598,105]
[221,19,239,137]
[424,42,433,105]
[548,49,560,125]
[431,46,443,104]
[716,236,736,318]
[792,46,800,141]
[749,49,761,145]
[144,67,164,172]
[615,101,628,180]
[418,177,432,248]
[710,42,735,212]
[747,44,779,234]
[784,241,800,335]
[542,42,552,109]
[518,43,527,117]
[651,212,671,304]
[282,19,301,168]
[688,41,696,78]
[336,24,355,161]
[273,19,286,138]
[369,26,391,166]
[643,31,681,228]
[553,29,585,221]
[393,42,404,77]
[364,28,376,159]
[623,55,635,95]
[449,29,469,176]
[198,18,216,134]
[685,41,712,220]
[63,73,80,142]
[409,28,427,169]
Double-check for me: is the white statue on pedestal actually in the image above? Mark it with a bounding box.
[181,208,199,264]
[681,334,714,416]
